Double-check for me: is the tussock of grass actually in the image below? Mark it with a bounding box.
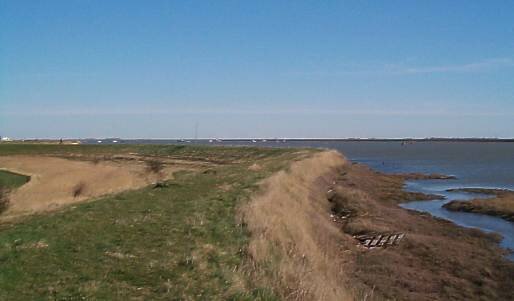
[72,182,86,197]
[146,159,165,174]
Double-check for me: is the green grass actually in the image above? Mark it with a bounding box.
[0,144,310,300]
[0,170,29,190]
[0,144,294,164]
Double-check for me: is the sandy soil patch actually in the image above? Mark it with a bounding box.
[0,155,184,220]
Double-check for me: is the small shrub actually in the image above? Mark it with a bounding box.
[146,159,164,174]
[72,182,86,197]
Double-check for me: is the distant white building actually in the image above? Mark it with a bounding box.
[0,137,13,142]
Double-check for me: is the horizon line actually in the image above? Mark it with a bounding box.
[5,137,514,141]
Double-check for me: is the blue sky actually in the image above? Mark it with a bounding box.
[1,1,513,138]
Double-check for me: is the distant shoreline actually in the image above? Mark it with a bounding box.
[200,138,514,142]
[2,138,514,148]
[64,138,514,142]
[3,137,514,143]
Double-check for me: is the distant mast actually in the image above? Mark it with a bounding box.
[194,121,199,140]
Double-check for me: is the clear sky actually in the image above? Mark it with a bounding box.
[1,1,513,139]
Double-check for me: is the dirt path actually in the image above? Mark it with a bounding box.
[0,156,184,220]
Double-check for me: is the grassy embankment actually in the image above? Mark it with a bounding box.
[444,188,514,222]
[1,144,513,300]
[0,144,312,300]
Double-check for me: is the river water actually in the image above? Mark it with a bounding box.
[85,139,514,259]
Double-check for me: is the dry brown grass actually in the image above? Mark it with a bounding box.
[241,150,357,301]
[335,162,514,301]
[146,159,165,174]
[444,191,514,222]
[242,150,514,301]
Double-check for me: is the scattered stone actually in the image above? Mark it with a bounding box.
[248,163,262,171]
[326,189,336,199]
[15,240,49,250]
[153,181,168,189]
[202,169,217,175]
[105,251,136,259]
[330,213,350,224]
[33,241,49,249]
